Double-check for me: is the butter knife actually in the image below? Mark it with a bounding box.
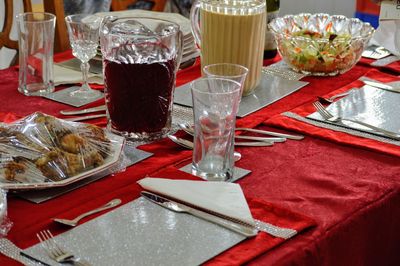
[141,191,258,237]
[235,128,304,140]
[60,105,107,115]
[64,114,107,122]
[363,80,400,93]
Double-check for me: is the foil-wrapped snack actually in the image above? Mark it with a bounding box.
[0,112,121,187]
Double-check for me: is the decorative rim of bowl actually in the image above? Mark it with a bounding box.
[269,13,375,42]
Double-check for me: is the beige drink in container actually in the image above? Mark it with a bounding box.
[190,0,266,96]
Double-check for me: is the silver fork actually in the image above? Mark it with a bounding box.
[313,101,400,140]
[37,230,90,266]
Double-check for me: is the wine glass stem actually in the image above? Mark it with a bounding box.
[80,61,90,90]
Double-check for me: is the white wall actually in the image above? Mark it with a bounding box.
[280,0,356,18]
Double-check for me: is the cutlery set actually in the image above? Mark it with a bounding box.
[168,124,304,150]
[141,191,297,239]
[314,80,400,140]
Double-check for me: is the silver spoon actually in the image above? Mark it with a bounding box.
[167,135,242,162]
[53,199,121,227]
[178,123,282,143]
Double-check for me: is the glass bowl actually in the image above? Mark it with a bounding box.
[269,13,375,76]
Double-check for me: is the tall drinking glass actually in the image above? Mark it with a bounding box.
[203,63,248,98]
[17,12,55,96]
[100,17,183,141]
[65,14,103,99]
[191,78,241,181]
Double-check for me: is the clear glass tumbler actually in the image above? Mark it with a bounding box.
[100,17,183,142]
[17,12,55,96]
[191,78,241,181]
[203,63,248,98]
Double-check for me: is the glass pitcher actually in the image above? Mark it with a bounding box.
[190,0,266,96]
[100,17,183,141]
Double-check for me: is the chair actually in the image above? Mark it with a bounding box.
[111,0,167,12]
[43,0,69,53]
[0,0,32,66]
[0,0,69,68]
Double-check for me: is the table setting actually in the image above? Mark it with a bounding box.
[0,1,400,265]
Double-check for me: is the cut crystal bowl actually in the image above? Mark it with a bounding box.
[269,13,375,76]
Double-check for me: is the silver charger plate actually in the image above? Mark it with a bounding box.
[57,58,102,75]
[43,86,104,108]
[307,84,400,137]
[174,72,309,117]
[179,163,251,183]
[24,197,246,266]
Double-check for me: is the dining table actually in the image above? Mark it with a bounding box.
[0,50,399,266]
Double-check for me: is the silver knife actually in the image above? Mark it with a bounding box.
[363,80,400,93]
[64,114,107,122]
[60,105,107,115]
[168,135,274,148]
[235,128,304,140]
[141,191,258,237]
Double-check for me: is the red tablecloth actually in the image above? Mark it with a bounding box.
[1,54,399,265]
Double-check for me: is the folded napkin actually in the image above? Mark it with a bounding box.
[54,65,103,86]
[266,69,400,157]
[138,177,255,225]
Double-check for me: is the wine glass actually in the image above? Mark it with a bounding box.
[65,14,102,99]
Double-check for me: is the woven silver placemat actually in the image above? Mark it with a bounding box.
[283,111,400,146]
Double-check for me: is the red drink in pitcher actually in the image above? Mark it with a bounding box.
[100,17,182,141]
[104,59,175,136]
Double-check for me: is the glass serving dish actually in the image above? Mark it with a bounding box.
[269,13,375,76]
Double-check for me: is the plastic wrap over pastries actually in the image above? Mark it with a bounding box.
[0,113,112,184]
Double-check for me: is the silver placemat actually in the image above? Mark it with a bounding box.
[179,163,251,183]
[262,60,307,81]
[284,111,400,146]
[43,86,104,107]
[307,85,400,139]
[56,58,102,75]
[174,73,309,117]
[17,145,153,203]
[371,55,399,67]
[24,197,246,266]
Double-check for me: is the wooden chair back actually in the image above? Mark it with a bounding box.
[0,0,69,67]
[111,0,167,12]
[0,0,32,65]
[43,0,69,53]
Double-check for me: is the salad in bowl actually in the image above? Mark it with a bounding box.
[269,13,375,76]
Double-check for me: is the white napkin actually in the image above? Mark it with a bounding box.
[370,20,400,56]
[138,177,255,225]
[53,65,103,86]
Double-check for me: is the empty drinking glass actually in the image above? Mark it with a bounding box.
[203,63,249,98]
[191,78,242,181]
[65,14,103,99]
[17,12,56,96]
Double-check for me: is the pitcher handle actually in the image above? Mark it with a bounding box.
[190,0,201,47]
